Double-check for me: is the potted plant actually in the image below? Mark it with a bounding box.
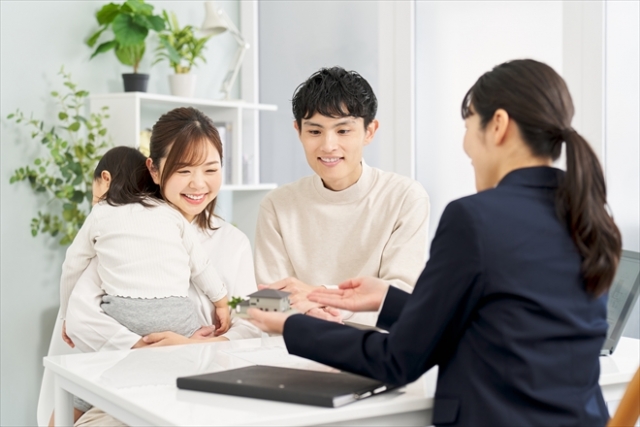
[154,10,213,98]
[86,0,165,92]
[7,68,112,245]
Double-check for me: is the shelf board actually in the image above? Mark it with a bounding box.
[220,183,277,192]
[90,92,278,111]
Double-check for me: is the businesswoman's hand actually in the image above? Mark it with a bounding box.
[307,277,389,312]
[247,308,289,334]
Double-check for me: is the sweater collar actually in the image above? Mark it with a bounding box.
[312,160,374,204]
[497,166,564,189]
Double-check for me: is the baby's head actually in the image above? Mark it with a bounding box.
[93,146,157,206]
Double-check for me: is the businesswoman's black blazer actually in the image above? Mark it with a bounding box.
[284,167,609,427]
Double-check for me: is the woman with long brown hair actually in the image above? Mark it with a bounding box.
[66,107,260,351]
[52,107,261,427]
[249,59,622,426]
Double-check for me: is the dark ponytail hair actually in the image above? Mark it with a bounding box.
[148,107,223,231]
[461,59,621,296]
[94,146,158,207]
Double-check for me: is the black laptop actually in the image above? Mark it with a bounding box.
[601,250,640,356]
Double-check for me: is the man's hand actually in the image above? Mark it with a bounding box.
[308,277,389,313]
[259,277,316,295]
[61,321,75,348]
[247,308,289,335]
[260,277,320,313]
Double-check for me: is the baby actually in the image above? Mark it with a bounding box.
[60,146,229,342]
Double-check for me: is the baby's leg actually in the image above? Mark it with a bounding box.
[101,295,201,337]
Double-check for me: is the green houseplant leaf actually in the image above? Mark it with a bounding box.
[87,26,108,48]
[115,43,145,67]
[154,10,214,74]
[123,0,153,15]
[96,3,121,25]
[112,14,148,46]
[6,68,112,245]
[86,0,164,73]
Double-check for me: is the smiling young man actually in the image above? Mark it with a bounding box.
[254,67,430,325]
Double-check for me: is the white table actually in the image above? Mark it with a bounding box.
[45,336,432,426]
[44,336,639,427]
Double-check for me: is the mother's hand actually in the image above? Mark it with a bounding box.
[141,331,229,347]
[61,321,75,348]
[308,277,389,313]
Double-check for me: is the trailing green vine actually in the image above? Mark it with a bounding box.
[7,67,112,245]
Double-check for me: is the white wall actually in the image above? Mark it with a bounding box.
[562,1,605,161]
[258,1,379,186]
[415,0,564,244]
[605,0,640,338]
[0,2,239,425]
[414,0,639,340]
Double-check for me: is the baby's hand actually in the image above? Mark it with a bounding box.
[214,307,230,335]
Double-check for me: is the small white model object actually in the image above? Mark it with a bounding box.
[234,289,296,318]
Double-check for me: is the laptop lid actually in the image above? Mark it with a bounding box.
[177,365,395,408]
[601,250,640,356]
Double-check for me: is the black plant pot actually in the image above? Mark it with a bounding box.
[122,73,149,92]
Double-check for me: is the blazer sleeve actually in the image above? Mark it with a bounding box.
[376,286,411,330]
[283,200,485,386]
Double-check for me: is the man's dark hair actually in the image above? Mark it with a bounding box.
[292,67,377,130]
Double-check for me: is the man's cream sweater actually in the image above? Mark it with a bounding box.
[255,163,430,325]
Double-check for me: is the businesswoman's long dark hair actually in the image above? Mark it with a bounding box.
[461,59,622,296]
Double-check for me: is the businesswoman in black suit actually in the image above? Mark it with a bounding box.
[248,59,622,427]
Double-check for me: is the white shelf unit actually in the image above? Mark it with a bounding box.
[89,92,277,247]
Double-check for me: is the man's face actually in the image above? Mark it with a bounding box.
[295,113,378,191]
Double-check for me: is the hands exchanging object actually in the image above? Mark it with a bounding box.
[66,277,390,348]
[258,277,343,321]
[248,276,390,334]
